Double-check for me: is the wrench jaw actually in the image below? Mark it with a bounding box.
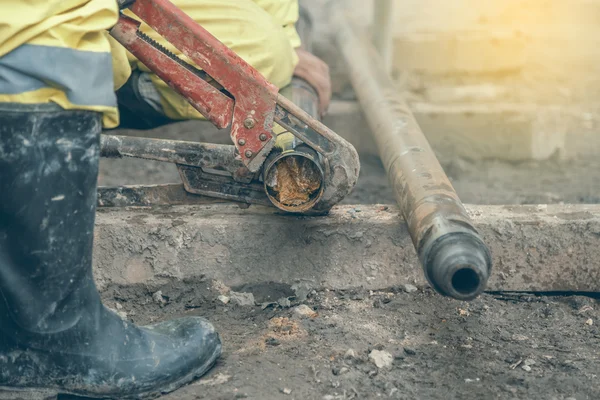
[311,137,360,215]
[177,165,272,207]
[272,95,361,215]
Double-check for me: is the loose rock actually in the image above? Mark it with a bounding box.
[196,373,231,386]
[332,366,349,376]
[152,290,166,305]
[523,359,536,367]
[369,350,393,369]
[265,337,281,346]
[585,318,593,326]
[344,349,357,359]
[404,347,416,356]
[511,334,529,341]
[292,282,313,301]
[211,280,231,295]
[403,284,418,293]
[281,388,292,395]
[522,365,532,372]
[229,291,255,307]
[217,295,230,305]
[278,297,292,308]
[293,304,317,319]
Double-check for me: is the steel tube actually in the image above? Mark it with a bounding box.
[335,15,492,300]
[372,0,394,74]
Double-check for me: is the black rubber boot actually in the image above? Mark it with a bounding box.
[0,107,221,399]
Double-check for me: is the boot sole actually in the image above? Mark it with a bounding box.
[0,344,221,400]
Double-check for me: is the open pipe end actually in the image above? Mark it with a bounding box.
[424,232,492,301]
[263,146,325,213]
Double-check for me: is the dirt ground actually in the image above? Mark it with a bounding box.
[97,281,600,400]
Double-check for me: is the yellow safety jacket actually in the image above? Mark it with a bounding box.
[0,0,122,128]
[0,0,300,127]
[122,0,301,120]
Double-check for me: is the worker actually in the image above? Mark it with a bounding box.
[0,0,330,398]
[115,0,332,129]
[0,0,219,398]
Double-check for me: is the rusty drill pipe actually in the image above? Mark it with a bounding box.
[334,15,491,300]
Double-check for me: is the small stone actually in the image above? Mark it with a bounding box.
[458,308,470,317]
[277,297,292,308]
[331,366,350,376]
[211,280,231,295]
[511,334,529,341]
[403,284,418,293]
[260,301,278,310]
[281,388,292,395]
[217,295,230,304]
[585,318,594,326]
[523,359,536,367]
[369,350,393,369]
[265,337,280,346]
[229,291,255,307]
[291,282,313,301]
[115,302,123,310]
[293,304,317,319]
[521,365,532,372]
[344,349,357,359]
[196,373,231,386]
[331,366,342,376]
[464,378,480,383]
[404,347,416,356]
[152,291,166,305]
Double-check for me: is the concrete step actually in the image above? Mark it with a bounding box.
[93,204,600,293]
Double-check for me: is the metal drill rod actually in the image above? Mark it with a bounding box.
[372,0,394,74]
[334,14,492,300]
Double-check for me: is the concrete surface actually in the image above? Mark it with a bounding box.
[93,204,600,293]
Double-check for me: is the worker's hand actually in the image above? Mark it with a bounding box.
[293,49,332,117]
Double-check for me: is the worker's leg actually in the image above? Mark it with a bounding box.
[119,0,299,123]
[0,105,221,398]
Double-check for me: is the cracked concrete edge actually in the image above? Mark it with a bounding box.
[92,204,600,293]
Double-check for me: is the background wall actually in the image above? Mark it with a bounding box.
[307,0,600,161]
